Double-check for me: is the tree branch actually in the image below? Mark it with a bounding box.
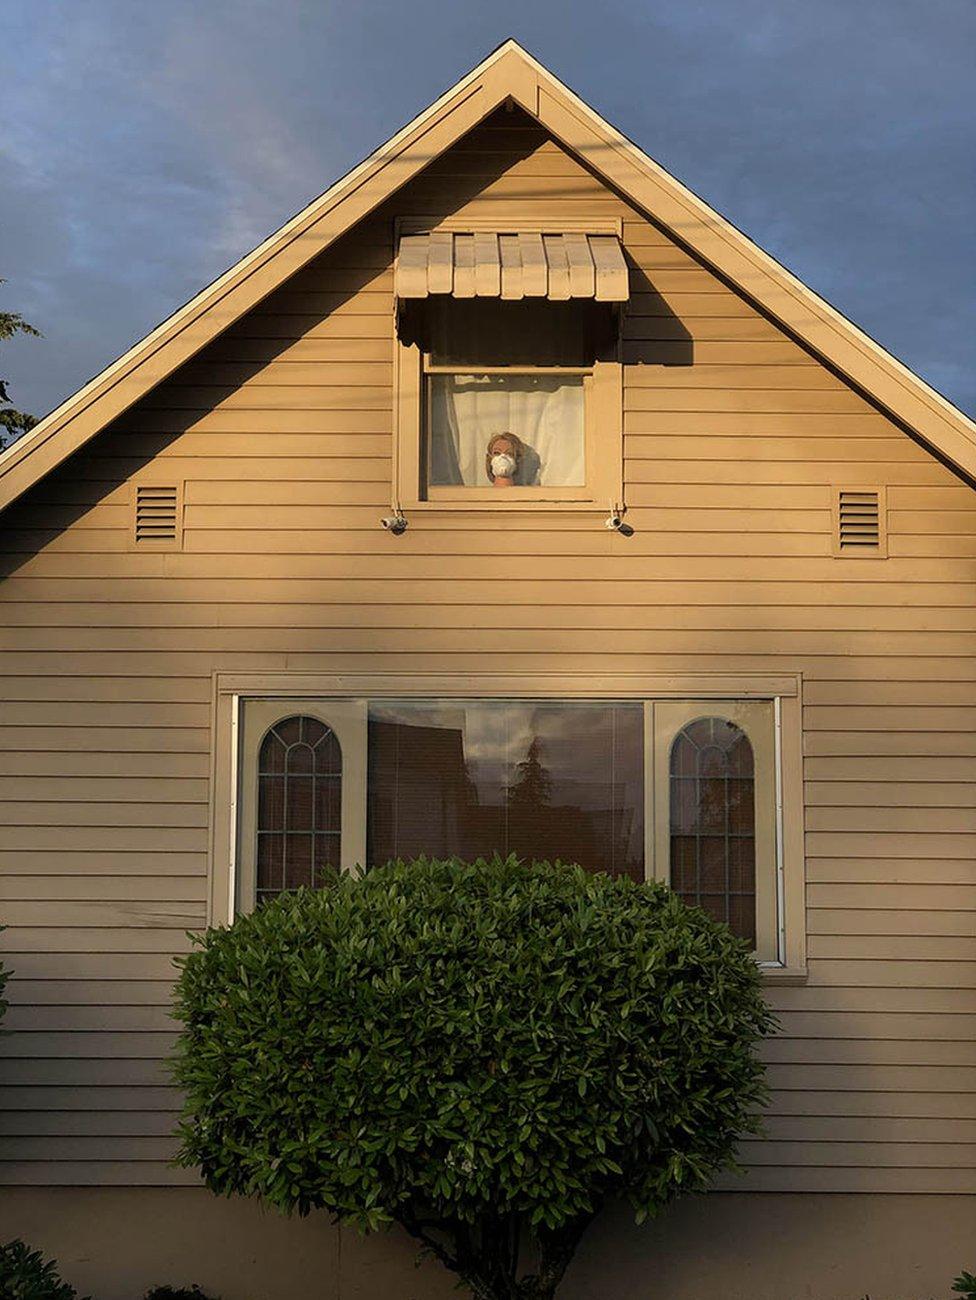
[515,1206,600,1300]
[398,1214,462,1275]
[398,1212,501,1300]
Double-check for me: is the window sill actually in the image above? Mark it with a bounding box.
[759,965,808,986]
[403,497,606,512]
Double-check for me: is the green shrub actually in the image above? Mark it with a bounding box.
[173,856,774,1300]
[0,1239,87,1300]
[144,1287,219,1299]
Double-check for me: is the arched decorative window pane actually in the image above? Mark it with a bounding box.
[669,717,756,944]
[256,715,342,901]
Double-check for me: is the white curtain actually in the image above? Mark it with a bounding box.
[429,373,585,487]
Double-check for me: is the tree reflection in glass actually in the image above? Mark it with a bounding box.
[366,700,644,879]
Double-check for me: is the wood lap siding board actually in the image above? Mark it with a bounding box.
[0,107,974,1190]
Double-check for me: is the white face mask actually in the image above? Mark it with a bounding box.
[490,452,517,479]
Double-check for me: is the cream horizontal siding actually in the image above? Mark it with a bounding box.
[0,106,973,1189]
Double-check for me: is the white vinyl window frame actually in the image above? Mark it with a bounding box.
[210,672,806,982]
[236,698,367,912]
[648,699,778,964]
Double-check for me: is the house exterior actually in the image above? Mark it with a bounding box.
[1,41,973,1300]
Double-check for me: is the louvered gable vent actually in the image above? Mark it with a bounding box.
[134,484,181,547]
[835,488,885,556]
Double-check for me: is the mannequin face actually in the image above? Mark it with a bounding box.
[490,451,518,479]
[488,435,519,484]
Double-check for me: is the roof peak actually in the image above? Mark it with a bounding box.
[1,42,973,507]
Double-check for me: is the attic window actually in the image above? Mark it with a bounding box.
[425,299,592,492]
[133,484,182,549]
[395,227,626,512]
[833,488,886,557]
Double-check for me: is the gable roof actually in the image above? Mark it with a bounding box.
[2,39,974,510]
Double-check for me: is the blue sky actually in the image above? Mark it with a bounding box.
[4,0,974,419]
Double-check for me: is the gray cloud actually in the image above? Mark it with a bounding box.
[4,0,974,419]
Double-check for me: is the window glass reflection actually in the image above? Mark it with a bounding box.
[669,717,756,943]
[256,715,342,900]
[366,700,644,879]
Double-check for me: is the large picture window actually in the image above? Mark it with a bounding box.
[235,694,783,961]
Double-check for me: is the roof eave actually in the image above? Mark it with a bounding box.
[2,38,974,511]
[0,42,523,508]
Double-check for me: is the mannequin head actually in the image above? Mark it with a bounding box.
[486,432,524,486]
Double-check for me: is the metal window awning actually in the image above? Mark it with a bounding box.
[395,231,629,302]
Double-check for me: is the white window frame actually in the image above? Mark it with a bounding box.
[648,699,778,964]
[210,672,806,982]
[236,698,367,911]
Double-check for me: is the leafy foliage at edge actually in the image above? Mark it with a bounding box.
[0,1239,88,1300]
[0,280,40,448]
